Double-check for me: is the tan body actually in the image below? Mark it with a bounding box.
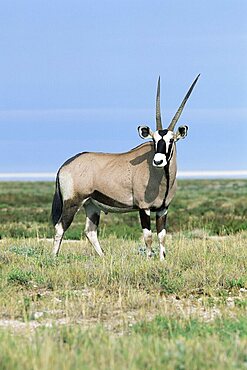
[58,142,177,212]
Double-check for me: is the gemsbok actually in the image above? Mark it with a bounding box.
[52,75,200,260]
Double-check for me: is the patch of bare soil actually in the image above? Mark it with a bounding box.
[1,290,246,336]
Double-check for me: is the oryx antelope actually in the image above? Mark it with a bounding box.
[52,75,200,260]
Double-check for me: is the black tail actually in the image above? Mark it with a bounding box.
[51,174,63,226]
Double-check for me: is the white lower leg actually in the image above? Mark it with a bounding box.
[53,222,64,256]
[85,217,104,257]
[143,228,153,257]
[158,229,166,261]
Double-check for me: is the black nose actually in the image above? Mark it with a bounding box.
[154,159,163,166]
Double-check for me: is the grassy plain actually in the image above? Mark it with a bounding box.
[0,180,246,369]
[0,179,247,239]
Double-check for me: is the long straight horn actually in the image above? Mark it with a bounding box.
[167,74,200,131]
[156,76,163,130]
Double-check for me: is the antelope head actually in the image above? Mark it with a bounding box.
[138,74,200,168]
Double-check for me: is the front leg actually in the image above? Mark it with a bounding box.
[156,208,168,261]
[139,209,153,257]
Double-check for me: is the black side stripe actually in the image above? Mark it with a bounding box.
[92,190,137,209]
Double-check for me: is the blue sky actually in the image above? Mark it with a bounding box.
[0,0,246,172]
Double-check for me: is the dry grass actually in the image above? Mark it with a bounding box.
[0,180,246,369]
[0,234,246,369]
[0,233,246,328]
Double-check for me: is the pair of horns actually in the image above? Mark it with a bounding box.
[156,74,200,131]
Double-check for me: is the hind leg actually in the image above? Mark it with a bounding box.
[84,202,104,257]
[53,222,64,257]
[53,201,79,257]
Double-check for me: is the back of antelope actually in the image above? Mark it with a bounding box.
[52,75,200,260]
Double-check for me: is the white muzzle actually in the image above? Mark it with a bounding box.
[153,153,167,168]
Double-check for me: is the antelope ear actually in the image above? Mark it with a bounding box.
[174,125,188,142]
[138,125,153,140]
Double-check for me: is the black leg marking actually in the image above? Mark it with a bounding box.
[139,209,151,230]
[61,203,79,231]
[139,209,153,257]
[88,211,100,228]
[156,212,167,234]
[53,200,79,256]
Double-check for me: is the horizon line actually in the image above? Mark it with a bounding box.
[0,171,247,180]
